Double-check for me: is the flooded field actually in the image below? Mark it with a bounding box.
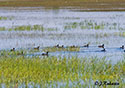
[0,7,125,62]
[0,7,125,87]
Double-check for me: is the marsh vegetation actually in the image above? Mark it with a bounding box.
[0,56,124,87]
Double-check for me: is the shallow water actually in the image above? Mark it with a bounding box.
[0,7,125,62]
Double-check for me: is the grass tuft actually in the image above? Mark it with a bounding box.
[0,56,124,87]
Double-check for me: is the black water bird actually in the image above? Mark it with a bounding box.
[59,45,64,48]
[70,45,76,48]
[98,44,104,48]
[101,48,106,52]
[34,46,40,50]
[10,48,15,52]
[83,43,89,47]
[62,45,64,48]
[54,44,59,48]
[42,51,49,56]
[120,45,124,49]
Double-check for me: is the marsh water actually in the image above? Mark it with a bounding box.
[0,7,125,63]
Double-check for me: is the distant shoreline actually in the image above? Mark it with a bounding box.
[0,1,125,11]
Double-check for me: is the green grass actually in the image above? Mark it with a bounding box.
[0,16,7,20]
[43,47,80,52]
[0,56,124,87]
[64,20,123,30]
[119,32,125,37]
[0,27,6,31]
[0,16,13,20]
[11,25,57,31]
[114,32,125,37]
[0,16,9,20]
[0,25,57,31]
[0,50,26,56]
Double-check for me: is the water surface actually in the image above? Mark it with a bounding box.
[0,7,125,63]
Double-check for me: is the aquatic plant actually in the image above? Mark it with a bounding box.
[0,56,124,87]
[43,47,80,52]
[119,32,125,37]
[0,50,27,56]
[64,20,124,31]
[0,27,6,31]
[114,32,125,37]
[1,25,57,31]
[0,16,7,20]
[0,16,13,20]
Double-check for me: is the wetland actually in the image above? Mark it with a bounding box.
[0,4,124,88]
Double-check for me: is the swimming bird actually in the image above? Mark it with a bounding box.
[59,45,64,48]
[83,43,89,47]
[98,44,104,48]
[10,48,15,52]
[54,44,59,48]
[70,45,75,48]
[42,51,49,56]
[62,45,64,48]
[101,48,106,52]
[120,45,124,49]
[34,46,40,50]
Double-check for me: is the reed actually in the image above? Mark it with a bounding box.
[0,56,124,87]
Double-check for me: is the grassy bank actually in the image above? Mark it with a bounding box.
[0,56,124,87]
[0,0,125,11]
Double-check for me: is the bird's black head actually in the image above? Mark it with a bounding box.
[57,44,59,47]
[122,45,124,48]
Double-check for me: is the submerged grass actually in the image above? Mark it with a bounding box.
[0,27,6,31]
[64,20,124,31]
[0,50,26,56]
[114,32,125,37]
[0,16,13,20]
[118,32,125,37]
[0,56,124,87]
[0,25,57,31]
[43,47,80,52]
[0,16,7,20]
